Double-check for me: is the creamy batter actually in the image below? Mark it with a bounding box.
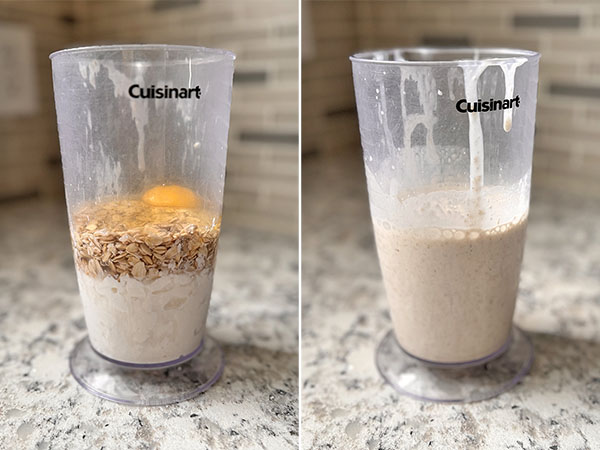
[372,187,527,363]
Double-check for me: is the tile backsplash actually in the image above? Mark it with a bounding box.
[303,0,600,197]
[0,0,298,235]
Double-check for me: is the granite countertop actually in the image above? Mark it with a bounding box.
[0,199,298,450]
[301,154,600,450]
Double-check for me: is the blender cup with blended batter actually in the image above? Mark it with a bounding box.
[51,45,234,405]
[351,48,540,402]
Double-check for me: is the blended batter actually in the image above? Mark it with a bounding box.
[372,186,528,363]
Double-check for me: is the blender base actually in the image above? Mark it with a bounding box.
[69,335,224,406]
[376,326,533,403]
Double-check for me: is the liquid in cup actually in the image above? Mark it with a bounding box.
[51,45,234,368]
[372,186,527,363]
[72,192,219,365]
[351,48,540,365]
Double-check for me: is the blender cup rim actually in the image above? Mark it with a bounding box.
[49,44,236,63]
[350,47,540,66]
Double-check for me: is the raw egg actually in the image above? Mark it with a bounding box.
[142,185,199,208]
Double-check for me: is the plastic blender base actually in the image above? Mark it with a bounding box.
[69,335,224,406]
[376,326,533,403]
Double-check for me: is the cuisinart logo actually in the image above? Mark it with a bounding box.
[456,95,520,113]
[128,84,201,99]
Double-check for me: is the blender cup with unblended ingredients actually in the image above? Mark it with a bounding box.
[351,48,540,402]
[51,45,234,405]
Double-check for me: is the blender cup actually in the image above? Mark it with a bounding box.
[351,48,540,402]
[50,45,234,405]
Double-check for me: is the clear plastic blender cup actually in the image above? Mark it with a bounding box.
[51,45,234,405]
[351,48,540,402]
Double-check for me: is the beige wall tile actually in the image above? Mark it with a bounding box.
[0,0,298,235]
[303,0,600,198]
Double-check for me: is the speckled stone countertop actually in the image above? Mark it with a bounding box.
[302,154,600,450]
[0,199,298,450]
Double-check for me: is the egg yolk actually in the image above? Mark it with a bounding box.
[142,185,199,208]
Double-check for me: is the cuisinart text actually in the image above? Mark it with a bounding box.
[456,95,520,113]
[128,84,201,99]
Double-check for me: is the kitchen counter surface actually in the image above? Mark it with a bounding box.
[0,200,298,450]
[302,154,600,450]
